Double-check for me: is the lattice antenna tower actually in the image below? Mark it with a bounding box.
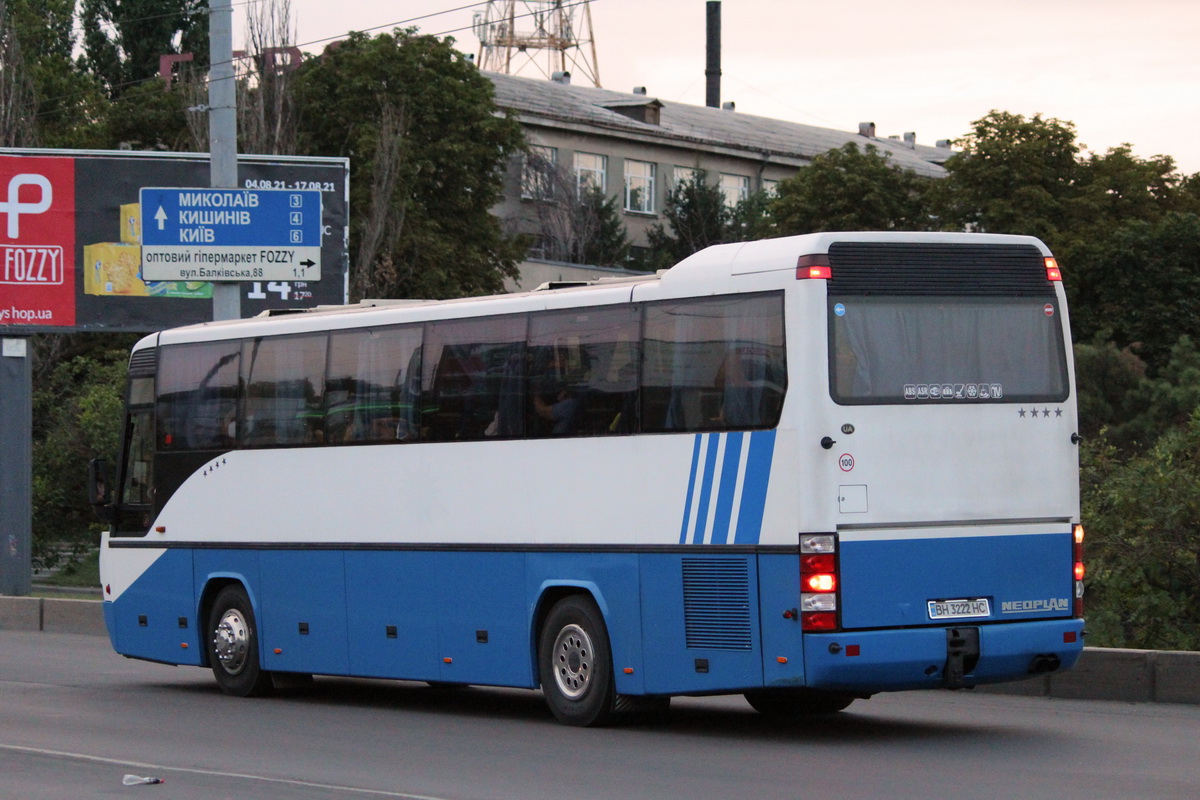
[474,0,601,87]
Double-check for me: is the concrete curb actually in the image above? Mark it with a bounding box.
[1,595,107,637]
[3,597,1197,705]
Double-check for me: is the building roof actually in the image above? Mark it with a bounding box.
[485,71,951,178]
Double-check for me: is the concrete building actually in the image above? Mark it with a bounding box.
[485,69,952,288]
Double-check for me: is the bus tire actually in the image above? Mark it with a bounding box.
[539,596,616,727]
[744,688,855,716]
[206,585,274,697]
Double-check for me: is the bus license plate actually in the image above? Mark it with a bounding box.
[927,598,991,620]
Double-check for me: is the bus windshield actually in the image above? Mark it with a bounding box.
[829,295,1069,404]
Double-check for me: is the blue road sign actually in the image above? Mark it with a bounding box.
[140,187,323,281]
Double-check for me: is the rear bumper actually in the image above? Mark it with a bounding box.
[803,618,1085,692]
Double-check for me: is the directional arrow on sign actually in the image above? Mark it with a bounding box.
[155,206,167,230]
[300,258,315,268]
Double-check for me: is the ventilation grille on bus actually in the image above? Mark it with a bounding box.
[682,557,753,651]
[827,242,1054,297]
[128,348,156,377]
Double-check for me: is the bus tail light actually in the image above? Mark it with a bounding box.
[1073,524,1085,617]
[1045,257,1062,281]
[801,534,838,631]
[797,254,831,280]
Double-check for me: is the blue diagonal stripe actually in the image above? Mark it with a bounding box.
[734,429,776,544]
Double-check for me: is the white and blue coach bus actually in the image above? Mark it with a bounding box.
[92,232,1085,726]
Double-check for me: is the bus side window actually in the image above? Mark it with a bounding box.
[642,294,785,433]
[422,315,526,442]
[157,341,241,450]
[527,306,641,438]
[240,333,327,447]
[327,325,423,444]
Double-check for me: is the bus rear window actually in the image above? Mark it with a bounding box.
[829,296,1068,404]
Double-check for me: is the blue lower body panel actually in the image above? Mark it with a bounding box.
[803,618,1085,692]
[104,545,1084,698]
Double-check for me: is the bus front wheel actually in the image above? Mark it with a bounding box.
[744,688,856,716]
[539,596,616,727]
[206,585,273,697]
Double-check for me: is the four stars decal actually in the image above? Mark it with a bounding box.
[1017,408,1064,418]
[202,457,228,477]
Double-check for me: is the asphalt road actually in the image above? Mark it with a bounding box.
[2,630,1198,800]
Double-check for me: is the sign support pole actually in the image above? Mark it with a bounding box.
[0,338,32,596]
[209,0,240,321]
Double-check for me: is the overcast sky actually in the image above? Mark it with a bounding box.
[249,0,1200,173]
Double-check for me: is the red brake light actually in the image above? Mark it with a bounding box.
[804,573,836,592]
[1045,257,1062,281]
[797,254,831,280]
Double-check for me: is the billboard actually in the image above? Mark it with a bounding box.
[0,149,349,334]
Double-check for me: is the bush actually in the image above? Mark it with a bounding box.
[31,339,129,570]
[1081,416,1200,650]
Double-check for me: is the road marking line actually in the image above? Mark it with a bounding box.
[0,743,455,800]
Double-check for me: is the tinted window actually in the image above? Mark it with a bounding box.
[241,334,327,446]
[422,316,526,442]
[528,306,641,436]
[326,326,422,444]
[157,341,241,450]
[829,296,1069,404]
[642,294,786,432]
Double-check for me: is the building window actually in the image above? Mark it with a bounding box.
[522,145,558,200]
[762,179,780,197]
[624,160,655,213]
[673,166,700,188]
[574,152,607,193]
[719,173,749,207]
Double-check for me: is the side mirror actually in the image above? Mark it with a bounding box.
[88,458,114,522]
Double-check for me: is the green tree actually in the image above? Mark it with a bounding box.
[2,0,108,148]
[100,75,199,151]
[641,173,731,271]
[521,150,629,267]
[30,337,131,570]
[0,0,37,146]
[574,185,630,267]
[1073,146,1192,227]
[728,188,775,242]
[1073,337,1153,450]
[80,0,208,97]
[292,30,526,299]
[1066,211,1200,370]
[934,110,1081,240]
[1081,416,1200,650]
[771,142,932,234]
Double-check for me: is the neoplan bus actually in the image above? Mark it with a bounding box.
[91,232,1085,726]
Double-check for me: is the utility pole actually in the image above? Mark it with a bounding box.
[209,0,240,321]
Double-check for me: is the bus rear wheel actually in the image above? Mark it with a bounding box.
[206,585,273,697]
[539,596,616,727]
[744,688,856,716]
